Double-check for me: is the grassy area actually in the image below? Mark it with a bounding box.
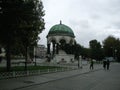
[0,66,62,72]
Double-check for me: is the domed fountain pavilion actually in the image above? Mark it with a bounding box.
[46,21,76,63]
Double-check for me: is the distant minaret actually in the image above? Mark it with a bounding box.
[60,20,62,24]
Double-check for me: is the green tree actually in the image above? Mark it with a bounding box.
[18,0,45,70]
[103,36,117,57]
[103,36,120,62]
[74,44,82,59]
[0,0,45,71]
[0,0,24,71]
[89,40,104,61]
[81,47,91,58]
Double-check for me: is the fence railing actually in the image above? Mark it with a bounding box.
[0,67,76,80]
[0,61,88,80]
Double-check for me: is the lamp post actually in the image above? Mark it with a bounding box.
[115,49,117,61]
[34,46,36,66]
[79,56,82,68]
[111,47,117,61]
[77,56,80,68]
[110,47,115,60]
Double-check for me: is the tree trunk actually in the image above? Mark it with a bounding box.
[0,48,2,63]
[25,46,28,71]
[6,44,11,71]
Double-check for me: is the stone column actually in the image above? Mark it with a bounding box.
[47,43,50,54]
[56,43,59,54]
[53,43,55,55]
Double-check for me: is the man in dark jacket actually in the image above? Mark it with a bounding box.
[106,59,110,70]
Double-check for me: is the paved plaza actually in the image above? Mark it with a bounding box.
[0,63,120,90]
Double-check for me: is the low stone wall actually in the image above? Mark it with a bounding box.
[53,54,75,63]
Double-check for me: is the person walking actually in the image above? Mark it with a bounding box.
[106,59,110,70]
[103,60,107,70]
[90,59,94,70]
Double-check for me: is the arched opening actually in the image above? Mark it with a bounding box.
[51,40,56,55]
[59,39,66,50]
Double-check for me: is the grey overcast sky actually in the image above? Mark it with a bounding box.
[39,0,120,47]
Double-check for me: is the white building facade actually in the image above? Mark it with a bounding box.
[35,45,47,58]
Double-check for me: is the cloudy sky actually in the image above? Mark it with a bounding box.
[39,0,120,47]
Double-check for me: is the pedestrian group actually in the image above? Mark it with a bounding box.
[89,59,110,70]
[103,59,110,70]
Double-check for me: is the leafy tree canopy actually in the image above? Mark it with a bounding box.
[0,0,45,71]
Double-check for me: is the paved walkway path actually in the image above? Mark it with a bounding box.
[0,63,104,90]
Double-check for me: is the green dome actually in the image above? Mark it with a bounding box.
[48,22,75,37]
